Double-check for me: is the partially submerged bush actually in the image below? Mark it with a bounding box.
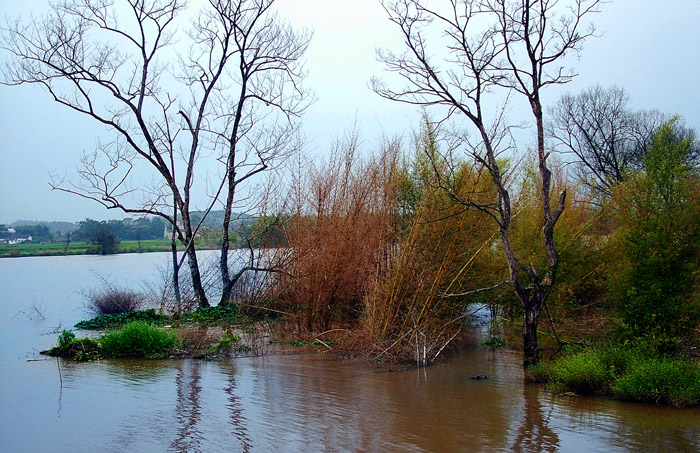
[547,350,610,394]
[613,358,700,407]
[48,330,101,361]
[85,284,144,315]
[100,321,179,358]
[534,346,700,407]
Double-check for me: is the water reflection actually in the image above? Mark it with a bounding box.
[219,361,253,452]
[3,254,700,452]
[172,360,204,452]
[511,384,560,452]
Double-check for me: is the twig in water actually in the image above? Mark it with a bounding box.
[56,357,63,389]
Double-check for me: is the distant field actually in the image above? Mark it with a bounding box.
[0,239,178,258]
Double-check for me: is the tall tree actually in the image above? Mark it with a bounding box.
[547,85,663,199]
[548,85,700,201]
[208,1,310,306]
[1,0,309,308]
[610,119,700,353]
[373,0,602,366]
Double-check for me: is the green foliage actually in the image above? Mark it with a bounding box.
[283,339,330,347]
[57,330,76,350]
[74,219,120,255]
[75,305,256,331]
[534,346,700,407]
[205,333,250,355]
[613,358,700,407]
[51,330,101,361]
[14,223,51,240]
[99,321,179,358]
[483,336,506,347]
[610,118,700,353]
[180,304,252,324]
[526,361,552,383]
[75,309,170,330]
[546,349,611,394]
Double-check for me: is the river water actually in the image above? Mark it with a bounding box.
[1,253,699,452]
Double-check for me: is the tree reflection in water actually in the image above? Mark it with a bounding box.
[511,383,560,452]
[172,360,203,452]
[221,362,253,452]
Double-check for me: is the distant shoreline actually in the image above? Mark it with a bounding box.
[0,239,187,258]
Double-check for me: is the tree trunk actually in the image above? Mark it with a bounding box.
[171,241,182,318]
[186,245,209,308]
[523,304,542,368]
[219,208,233,306]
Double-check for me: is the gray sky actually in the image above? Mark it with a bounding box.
[1,0,699,224]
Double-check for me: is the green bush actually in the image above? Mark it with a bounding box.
[534,346,700,407]
[613,358,700,407]
[610,119,700,354]
[100,321,179,358]
[57,330,76,350]
[50,330,100,360]
[548,350,610,394]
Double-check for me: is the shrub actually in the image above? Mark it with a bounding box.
[613,358,700,407]
[526,361,552,383]
[548,350,610,394]
[100,321,178,358]
[57,330,76,350]
[534,346,700,407]
[85,285,144,315]
[610,119,700,353]
[49,330,100,360]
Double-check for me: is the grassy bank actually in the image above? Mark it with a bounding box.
[528,347,700,407]
[0,239,178,258]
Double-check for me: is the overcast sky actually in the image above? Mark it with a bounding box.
[1,0,699,224]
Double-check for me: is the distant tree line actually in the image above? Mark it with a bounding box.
[72,218,166,255]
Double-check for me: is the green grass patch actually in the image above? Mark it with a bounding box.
[48,323,179,360]
[0,239,181,258]
[99,321,179,358]
[532,346,700,407]
[75,304,255,331]
[613,358,700,407]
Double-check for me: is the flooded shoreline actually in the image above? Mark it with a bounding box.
[2,253,699,452]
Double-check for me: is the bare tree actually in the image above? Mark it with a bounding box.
[1,0,309,309]
[548,85,698,200]
[199,1,311,306]
[373,0,602,366]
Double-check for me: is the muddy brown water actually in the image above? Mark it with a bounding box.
[1,253,699,452]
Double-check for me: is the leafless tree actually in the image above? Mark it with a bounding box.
[201,1,311,306]
[373,0,602,366]
[548,85,698,201]
[1,0,309,309]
